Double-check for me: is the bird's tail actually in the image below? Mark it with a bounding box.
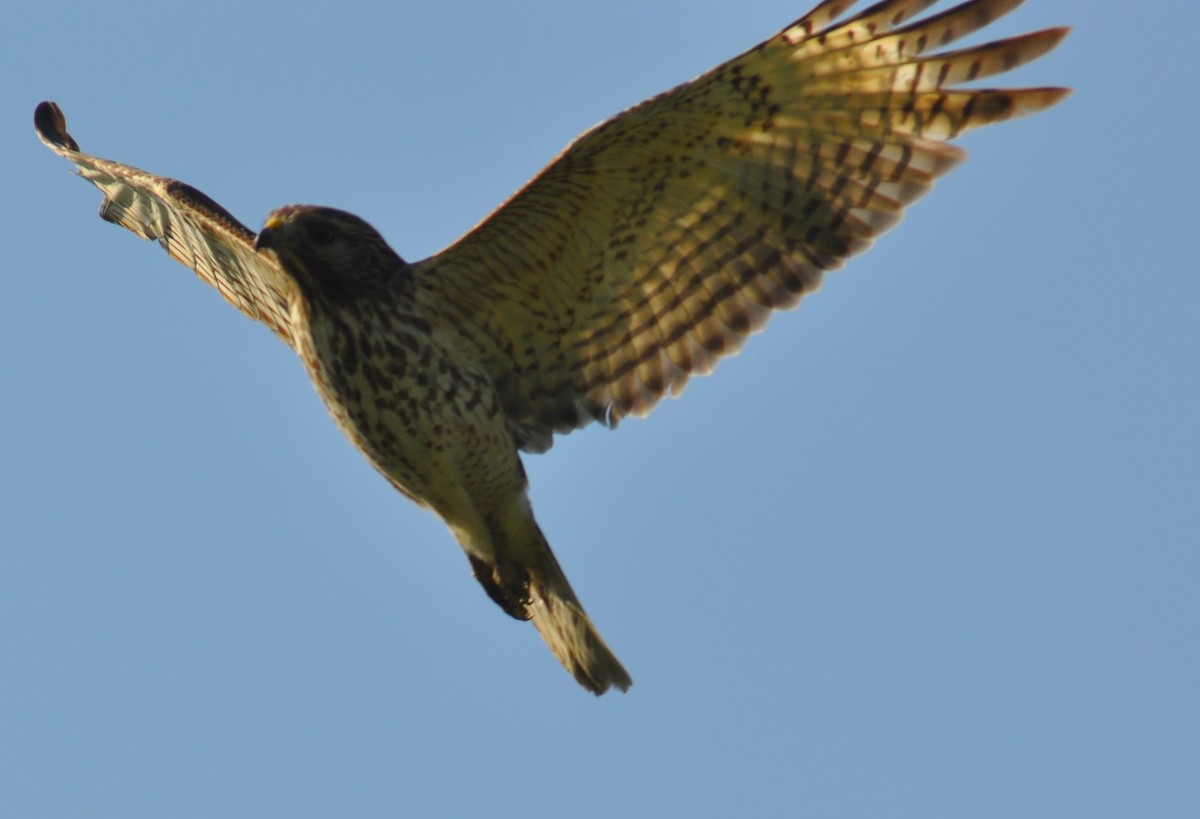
[524,535,632,695]
[470,516,631,695]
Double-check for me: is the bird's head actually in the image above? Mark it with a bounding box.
[254,205,408,301]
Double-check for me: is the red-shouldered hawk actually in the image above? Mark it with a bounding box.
[36,0,1069,694]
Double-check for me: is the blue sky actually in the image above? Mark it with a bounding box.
[3,1,1196,816]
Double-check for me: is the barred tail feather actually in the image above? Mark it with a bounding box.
[526,557,632,695]
[469,512,632,694]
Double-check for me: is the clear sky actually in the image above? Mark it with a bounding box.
[3,1,1195,816]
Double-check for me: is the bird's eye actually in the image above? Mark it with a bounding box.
[307,222,337,246]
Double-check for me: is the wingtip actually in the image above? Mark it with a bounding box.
[1021,86,1073,114]
[1045,25,1074,45]
[34,100,79,153]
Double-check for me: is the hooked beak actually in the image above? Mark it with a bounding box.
[254,215,284,252]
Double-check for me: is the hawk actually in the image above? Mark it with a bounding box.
[35,0,1068,694]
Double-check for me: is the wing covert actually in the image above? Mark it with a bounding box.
[411,0,1068,451]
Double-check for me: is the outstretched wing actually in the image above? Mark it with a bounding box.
[34,102,295,346]
[412,0,1069,452]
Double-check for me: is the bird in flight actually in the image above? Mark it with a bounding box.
[36,0,1068,694]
